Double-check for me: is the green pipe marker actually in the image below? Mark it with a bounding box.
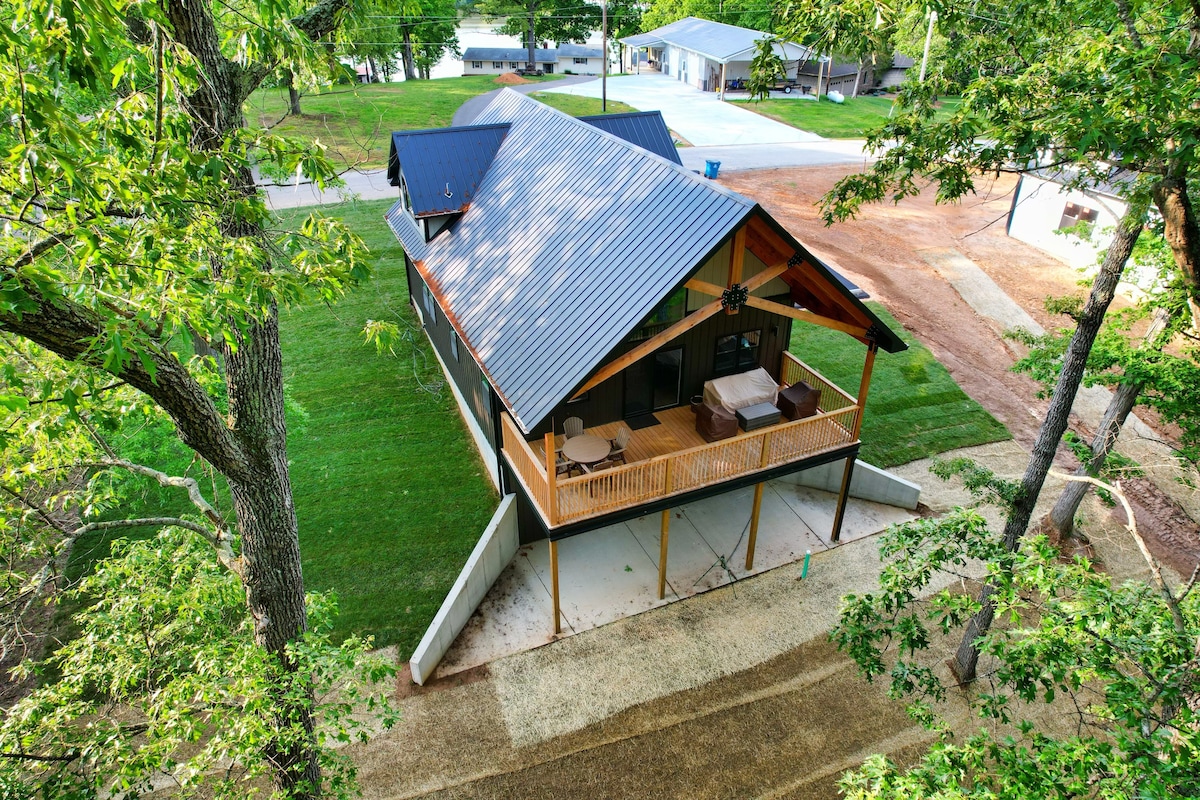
[801,550,811,579]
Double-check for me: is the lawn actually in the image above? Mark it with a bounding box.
[244,75,564,170]
[277,198,497,654]
[733,95,962,139]
[790,302,1010,467]
[531,92,638,117]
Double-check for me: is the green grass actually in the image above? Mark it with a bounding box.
[277,198,497,655]
[733,95,961,139]
[244,75,565,170]
[531,92,638,117]
[791,302,1009,468]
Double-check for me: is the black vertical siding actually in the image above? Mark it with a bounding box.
[528,298,794,439]
[407,260,498,453]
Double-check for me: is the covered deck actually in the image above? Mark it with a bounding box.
[502,353,864,532]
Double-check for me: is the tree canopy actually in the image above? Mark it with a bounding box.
[0,0,394,795]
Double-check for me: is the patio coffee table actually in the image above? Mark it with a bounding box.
[561,434,611,467]
[736,401,781,431]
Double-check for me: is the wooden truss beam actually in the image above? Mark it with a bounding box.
[572,296,725,397]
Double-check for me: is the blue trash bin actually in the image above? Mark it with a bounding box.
[704,160,721,179]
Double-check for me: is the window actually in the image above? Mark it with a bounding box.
[1059,201,1099,234]
[714,330,761,375]
[399,176,413,214]
[510,62,519,69]
[627,289,687,342]
[471,61,482,69]
[574,57,588,65]
[450,330,461,361]
[421,283,436,327]
[493,61,504,69]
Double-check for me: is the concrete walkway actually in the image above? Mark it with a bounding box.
[433,472,916,681]
[538,73,824,146]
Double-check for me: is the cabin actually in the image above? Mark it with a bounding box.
[462,47,557,75]
[385,90,906,631]
[556,43,605,75]
[621,17,810,94]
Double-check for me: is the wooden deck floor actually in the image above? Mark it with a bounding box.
[537,406,737,466]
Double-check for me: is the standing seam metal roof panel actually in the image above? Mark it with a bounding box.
[422,90,756,431]
[386,125,510,216]
[384,201,427,262]
[619,17,810,64]
[579,111,682,164]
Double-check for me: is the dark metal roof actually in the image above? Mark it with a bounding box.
[386,124,510,217]
[386,90,906,433]
[579,111,682,164]
[557,43,602,58]
[621,17,810,63]
[416,91,756,433]
[462,47,557,63]
[384,201,427,262]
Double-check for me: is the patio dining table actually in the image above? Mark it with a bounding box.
[561,434,611,468]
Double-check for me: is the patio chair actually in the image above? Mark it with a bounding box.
[564,416,584,439]
[581,459,614,474]
[608,427,631,465]
[778,381,821,420]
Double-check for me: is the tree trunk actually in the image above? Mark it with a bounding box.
[950,206,1144,684]
[223,308,319,794]
[1154,176,1200,329]
[401,27,417,81]
[527,9,537,72]
[1048,379,1142,537]
[282,68,302,115]
[1048,305,1170,539]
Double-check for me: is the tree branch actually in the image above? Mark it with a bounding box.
[1049,471,1186,635]
[94,459,242,577]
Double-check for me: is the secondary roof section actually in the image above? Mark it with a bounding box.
[386,124,510,216]
[578,111,682,164]
[622,17,810,63]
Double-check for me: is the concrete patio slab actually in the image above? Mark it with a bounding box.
[432,475,917,681]
[531,525,675,632]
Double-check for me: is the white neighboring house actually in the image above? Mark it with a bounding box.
[557,43,604,75]
[462,47,558,75]
[621,17,810,95]
[1007,168,1132,270]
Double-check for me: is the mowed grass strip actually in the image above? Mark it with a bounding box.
[531,92,638,117]
[733,95,961,138]
[790,302,1009,467]
[278,198,496,655]
[245,75,565,170]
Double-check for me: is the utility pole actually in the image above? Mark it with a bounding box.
[602,0,608,112]
[919,9,938,81]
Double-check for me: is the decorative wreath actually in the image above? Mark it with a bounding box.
[721,283,749,312]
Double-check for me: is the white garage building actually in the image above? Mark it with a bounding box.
[622,17,810,95]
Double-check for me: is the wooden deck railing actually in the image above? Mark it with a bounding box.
[502,354,861,528]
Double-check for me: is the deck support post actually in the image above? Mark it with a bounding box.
[550,539,561,635]
[746,482,765,570]
[854,342,878,440]
[544,432,558,525]
[658,509,670,600]
[831,456,856,543]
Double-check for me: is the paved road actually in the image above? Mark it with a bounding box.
[539,72,823,147]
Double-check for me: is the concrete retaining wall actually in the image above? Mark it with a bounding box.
[779,458,921,510]
[409,495,518,685]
